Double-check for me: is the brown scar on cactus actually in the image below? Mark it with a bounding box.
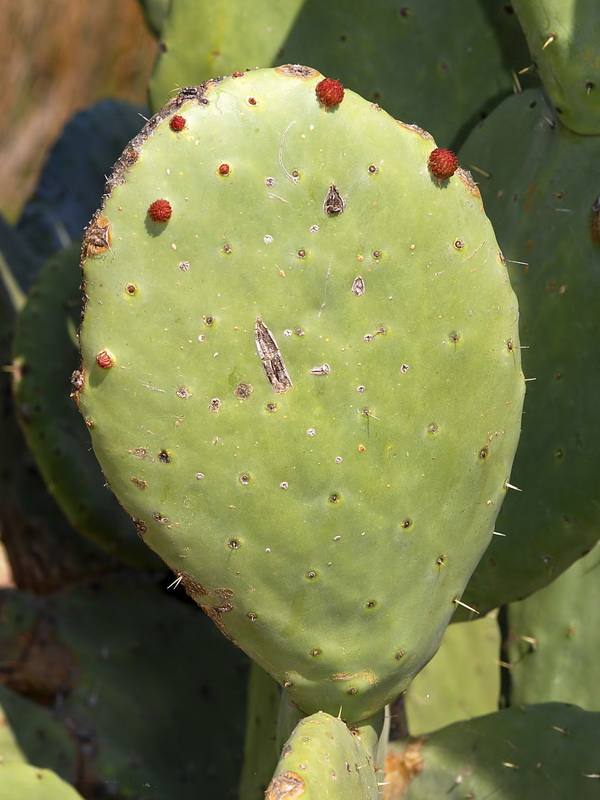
[180,574,237,642]
[275,64,319,80]
[255,318,292,393]
[234,382,253,399]
[82,214,111,258]
[323,184,345,215]
[265,770,305,800]
[352,276,365,295]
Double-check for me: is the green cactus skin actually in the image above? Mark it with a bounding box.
[11,242,162,571]
[240,663,282,800]
[137,0,170,37]
[512,0,600,135]
[265,711,379,800]
[396,703,600,800]
[76,66,524,721]
[506,542,600,710]
[149,1,532,148]
[458,88,600,617]
[405,615,500,736]
[0,687,76,779]
[0,764,85,800]
[0,578,248,798]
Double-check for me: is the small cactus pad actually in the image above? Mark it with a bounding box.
[396,703,600,800]
[265,712,379,800]
[512,0,600,134]
[77,66,524,721]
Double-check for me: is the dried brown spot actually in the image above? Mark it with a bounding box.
[131,477,147,490]
[255,318,292,393]
[276,64,319,80]
[209,398,222,412]
[128,447,149,459]
[456,167,481,200]
[129,519,147,541]
[383,740,425,800]
[71,369,84,393]
[179,574,236,642]
[265,770,305,800]
[82,214,111,259]
[396,120,434,140]
[234,383,253,399]
[323,184,345,215]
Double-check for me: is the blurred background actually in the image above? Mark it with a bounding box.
[0,0,157,223]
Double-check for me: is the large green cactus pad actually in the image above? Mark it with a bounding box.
[77,66,524,721]
[265,711,379,800]
[397,703,600,800]
[459,88,600,615]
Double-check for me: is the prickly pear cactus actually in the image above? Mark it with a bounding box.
[511,0,600,134]
[458,87,600,615]
[396,703,600,800]
[506,542,600,710]
[265,711,379,800]
[76,66,524,721]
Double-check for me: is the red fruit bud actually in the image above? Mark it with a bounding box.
[169,115,186,132]
[428,148,458,180]
[148,199,172,222]
[316,78,345,108]
[96,349,114,369]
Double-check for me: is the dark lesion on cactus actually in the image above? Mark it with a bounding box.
[82,213,111,259]
[323,184,345,215]
[234,382,253,399]
[132,517,148,537]
[179,574,236,642]
[255,318,292,394]
[265,771,305,800]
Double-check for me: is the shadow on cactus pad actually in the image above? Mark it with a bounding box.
[0,577,248,799]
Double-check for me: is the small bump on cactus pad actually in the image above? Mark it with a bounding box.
[427,148,458,180]
[147,198,172,222]
[77,66,524,722]
[169,114,186,132]
[316,78,345,108]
